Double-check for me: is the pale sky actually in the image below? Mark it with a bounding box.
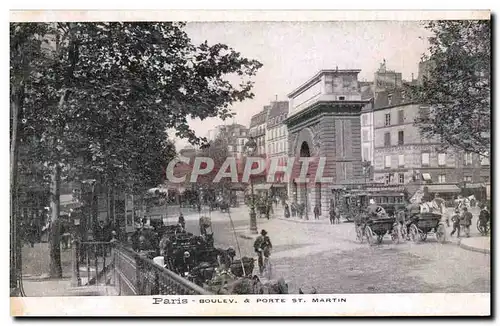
[173,21,432,150]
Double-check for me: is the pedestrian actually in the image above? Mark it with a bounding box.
[460,207,473,238]
[329,205,335,225]
[284,203,290,218]
[291,203,297,218]
[450,209,461,238]
[478,205,490,235]
[178,212,185,229]
[335,206,341,224]
[253,229,272,275]
[314,204,320,220]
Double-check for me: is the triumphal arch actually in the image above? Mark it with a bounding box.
[284,69,369,218]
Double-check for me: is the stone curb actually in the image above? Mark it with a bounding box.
[458,239,490,255]
[276,217,337,225]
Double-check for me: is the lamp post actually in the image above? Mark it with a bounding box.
[244,137,258,234]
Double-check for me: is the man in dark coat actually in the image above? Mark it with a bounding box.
[460,207,473,238]
[314,205,320,220]
[253,229,272,275]
[478,205,490,234]
[450,209,461,238]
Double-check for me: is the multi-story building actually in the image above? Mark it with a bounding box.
[372,92,490,200]
[266,101,289,166]
[359,81,375,165]
[285,68,368,218]
[264,101,289,197]
[249,107,269,156]
[216,123,249,159]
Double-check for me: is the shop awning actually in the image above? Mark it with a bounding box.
[464,183,485,189]
[426,184,461,193]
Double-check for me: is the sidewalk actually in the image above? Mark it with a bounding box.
[20,242,115,297]
[458,236,490,254]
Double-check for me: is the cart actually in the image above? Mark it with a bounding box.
[355,205,398,245]
[407,212,446,243]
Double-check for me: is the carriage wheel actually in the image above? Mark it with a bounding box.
[355,225,364,243]
[435,223,446,243]
[477,219,489,236]
[409,224,420,243]
[401,225,408,242]
[365,226,376,246]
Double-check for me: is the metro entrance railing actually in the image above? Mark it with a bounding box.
[72,240,211,295]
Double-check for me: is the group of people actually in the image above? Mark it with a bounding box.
[450,205,490,238]
[283,202,306,219]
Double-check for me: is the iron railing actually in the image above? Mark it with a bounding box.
[112,244,212,295]
[72,240,115,287]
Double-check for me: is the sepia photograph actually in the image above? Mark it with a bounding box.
[9,10,491,316]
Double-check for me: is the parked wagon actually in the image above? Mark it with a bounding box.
[355,205,399,245]
[406,212,446,243]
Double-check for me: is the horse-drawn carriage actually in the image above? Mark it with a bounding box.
[405,210,446,243]
[354,205,399,245]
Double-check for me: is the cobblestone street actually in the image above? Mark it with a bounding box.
[185,206,490,294]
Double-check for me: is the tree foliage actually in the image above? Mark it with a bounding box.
[408,20,490,157]
[13,22,263,193]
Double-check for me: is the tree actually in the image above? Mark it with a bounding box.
[12,22,262,279]
[408,20,490,157]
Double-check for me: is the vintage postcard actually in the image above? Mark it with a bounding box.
[9,10,491,317]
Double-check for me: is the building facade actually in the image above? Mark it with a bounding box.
[266,101,289,168]
[215,123,249,159]
[372,101,490,198]
[285,69,368,218]
[249,106,269,156]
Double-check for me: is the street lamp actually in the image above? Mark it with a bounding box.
[244,137,258,234]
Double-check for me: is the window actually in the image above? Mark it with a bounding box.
[385,113,391,126]
[268,144,271,153]
[398,110,405,124]
[398,131,404,145]
[362,130,369,142]
[398,154,405,167]
[464,153,473,166]
[422,152,430,166]
[384,132,391,146]
[438,175,446,183]
[338,96,346,101]
[463,176,472,182]
[438,153,446,166]
[385,155,391,168]
[385,174,391,185]
[362,115,368,126]
[399,173,405,184]
[388,95,393,106]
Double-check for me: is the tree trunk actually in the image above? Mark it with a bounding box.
[49,163,62,278]
[10,88,21,295]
